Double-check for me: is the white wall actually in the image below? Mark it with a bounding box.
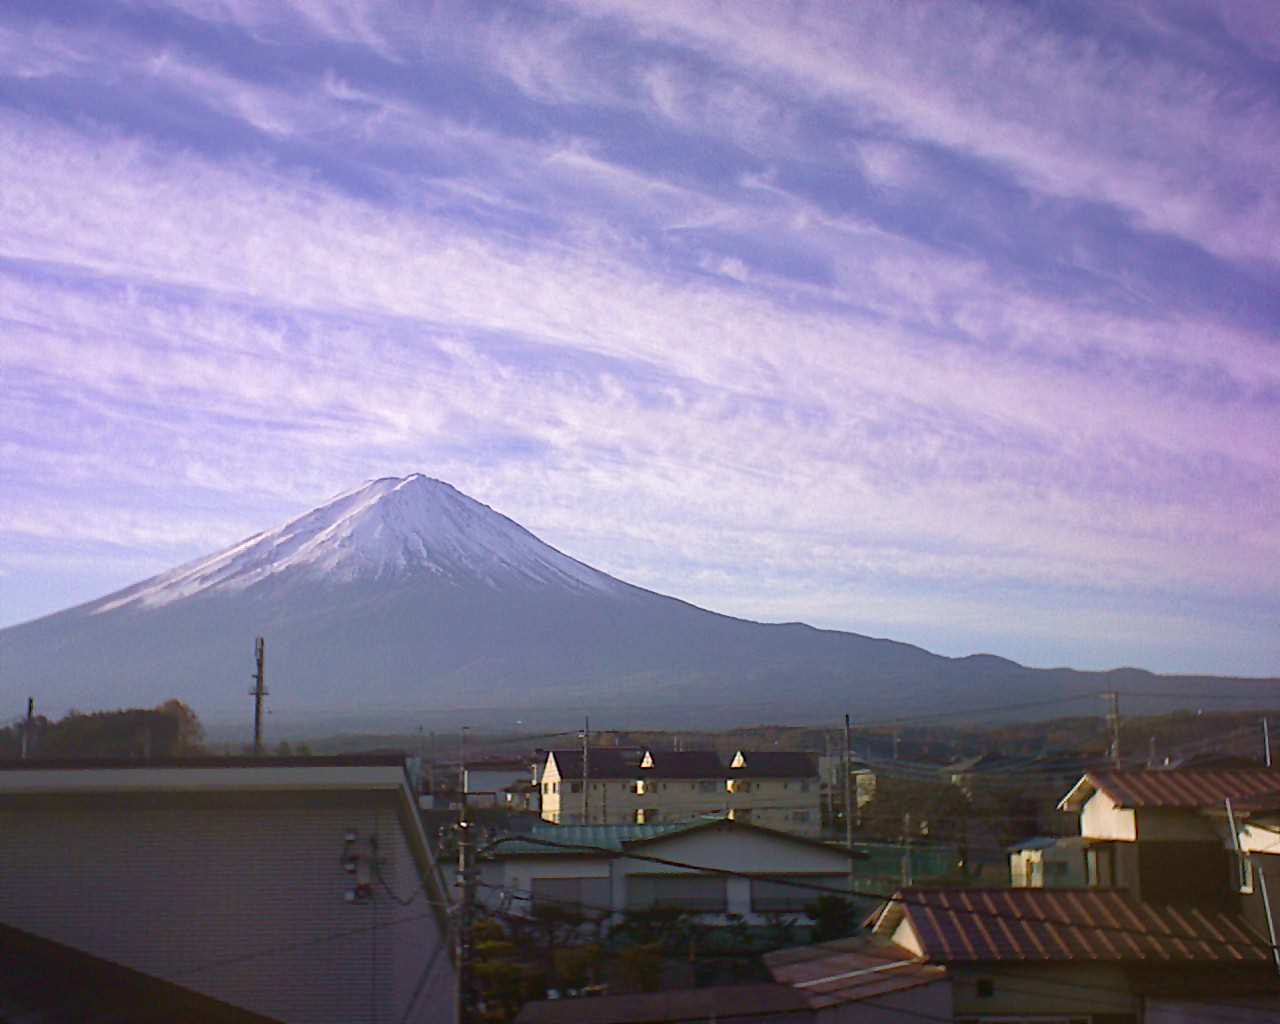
[1079,790,1137,841]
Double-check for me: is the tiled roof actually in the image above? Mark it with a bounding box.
[485,821,695,856]
[884,888,1269,964]
[1062,768,1280,812]
[766,939,945,1009]
[730,751,818,778]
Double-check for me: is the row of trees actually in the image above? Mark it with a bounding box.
[0,700,205,759]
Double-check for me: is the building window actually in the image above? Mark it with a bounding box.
[628,874,727,912]
[698,780,718,793]
[750,875,847,912]
[570,781,582,793]
[531,876,610,915]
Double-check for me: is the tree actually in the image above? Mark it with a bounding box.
[805,895,857,942]
[156,700,205,754]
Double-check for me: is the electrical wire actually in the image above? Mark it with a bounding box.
[479,833,1274,955]
[169,907,448,981]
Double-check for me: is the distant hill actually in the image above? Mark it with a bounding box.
[2,475,1276,729]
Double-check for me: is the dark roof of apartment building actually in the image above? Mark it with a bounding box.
[1060,767,1280,813]
[544,748,644,780]
[729,751,818,778]
[638,750,725,778]
[874,887,1270,964]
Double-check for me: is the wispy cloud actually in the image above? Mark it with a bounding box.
[0,1,1276,674]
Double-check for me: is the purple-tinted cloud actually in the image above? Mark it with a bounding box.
[0,0,1276,677]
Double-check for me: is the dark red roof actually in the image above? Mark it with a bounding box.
[1085,768,1280,810]
[886,888,1269,964]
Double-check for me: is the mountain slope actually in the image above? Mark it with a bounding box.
[2,475,1275,726]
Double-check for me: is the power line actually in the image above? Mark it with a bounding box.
[480,833,1273,955]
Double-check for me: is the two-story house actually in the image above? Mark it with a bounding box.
[864,766,1280,1022]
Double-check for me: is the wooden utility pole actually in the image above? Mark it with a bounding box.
[455,807,475,1023]
[843,714,855,894]
[428,731,436,800]
[250,637,267,755]
[459,726,469,803]
[581,716,590,824]
[20,697,33,760]
[1104,692,1121,768]
[902,811,913,886]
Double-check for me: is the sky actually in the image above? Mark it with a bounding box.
[1,0,1278,678]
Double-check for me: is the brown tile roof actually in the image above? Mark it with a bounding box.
[514,983,809,1023]
[885,888,1269,964]
[1065,768,1280,811]
[766,939,946,1009]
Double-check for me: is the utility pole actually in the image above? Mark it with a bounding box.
[1104,692,1121,768]
[250,637,267,755]
[902,811,913,887]
[581,716,590,824]
[843,713,855,894]
[1264,718,1272,768]
[20,697,33,760]
[455,805,475,1023]
[428,731,436,802]
[459,726,468,804]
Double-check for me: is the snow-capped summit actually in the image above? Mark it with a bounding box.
[2,474,1268,724]
[95,474,619,612]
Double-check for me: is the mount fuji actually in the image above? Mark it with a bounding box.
[3,475,1275,729]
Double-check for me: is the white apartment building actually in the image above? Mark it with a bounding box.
[538,747,822,837]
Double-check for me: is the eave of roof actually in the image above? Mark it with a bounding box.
[891,887,1269,965]
[1060,768,1280,813]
